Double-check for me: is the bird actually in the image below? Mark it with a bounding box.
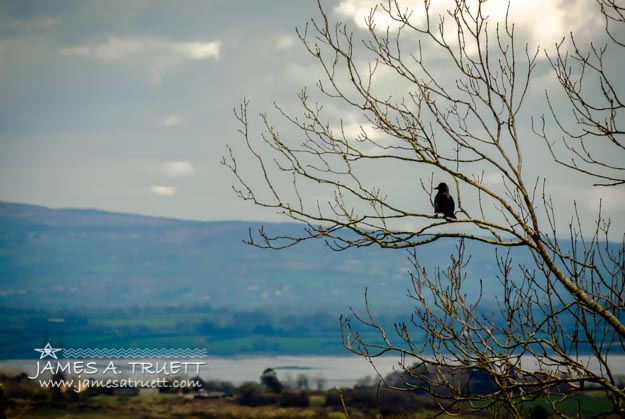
[433,182,456,219]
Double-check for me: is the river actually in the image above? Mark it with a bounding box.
[1,354,624,390]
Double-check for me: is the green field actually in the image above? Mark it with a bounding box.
[4,390,617,419]
[0,305,396,358]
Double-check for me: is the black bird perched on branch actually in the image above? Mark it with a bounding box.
[434,182,456,219]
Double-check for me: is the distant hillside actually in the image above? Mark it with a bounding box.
[0,201,521,312]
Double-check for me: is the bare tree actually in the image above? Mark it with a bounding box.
[224,0,625,416]
[537,0,625,187]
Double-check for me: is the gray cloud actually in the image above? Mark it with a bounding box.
[0,0,622,239]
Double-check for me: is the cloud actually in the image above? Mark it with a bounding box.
[176,41,221,59]
[60,37,141,60]
[58,46,91,56]
[549,184,625,222]
[161,161,195,177]
[149,185,176,196]
[60,37,222,84]
[283,62,322,84]
[341,119,383,142]
[481,173,504,186]
[277,34,298,50]
[334,0,601,49]
[336,0,404,30]
[587,186,625,214]
[60,37,221,61]
[162,114,185,127]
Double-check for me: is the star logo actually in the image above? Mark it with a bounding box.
[34,343,62,359]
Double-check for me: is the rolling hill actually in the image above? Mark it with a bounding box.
[0,201,516,312]
[0,201,617,357]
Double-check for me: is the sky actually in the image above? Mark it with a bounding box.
[0,0,623,237]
